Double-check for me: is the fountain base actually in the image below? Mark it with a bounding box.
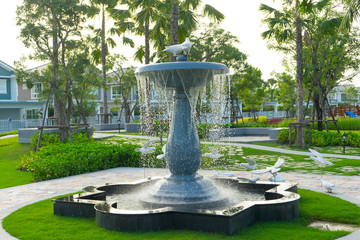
[53,177,300,235]
[140,174,228,208]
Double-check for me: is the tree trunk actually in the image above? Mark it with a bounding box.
[51,17,67,142]
[171,0,179,62]
[295,2,305,147]
[143,20,154,134]
[101,5,108,124]
[311,40,323,131]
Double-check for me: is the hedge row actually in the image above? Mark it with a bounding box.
[0,136,18,147]
[278,129,360,147]
[18,142,142,181]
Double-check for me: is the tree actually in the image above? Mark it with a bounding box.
[274,72,297,118]
[108,54,138,123]
[190,23,255,123]
[344,86,359,104]
[260,0,326,146]
[237,66,264,121]
[89,0,119,124]
[67,46,101,131]
[341,0,360,31]
[168,0,224,47]
[16,0,95,141]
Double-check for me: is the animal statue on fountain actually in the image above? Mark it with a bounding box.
[203,147,235,177]
[163,38,192,56]
[240,157,260,182]
[156,144,167,160]
[135,140,157,155]
[309,148,333,185]
[252,158,286,182]
[203,147,224,160]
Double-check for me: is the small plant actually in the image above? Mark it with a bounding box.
[0,137,18,147]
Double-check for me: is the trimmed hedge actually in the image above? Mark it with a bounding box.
[277,117,360,131]
[18,142,142,181]
[278,129,360,147]
[0,136,18,147]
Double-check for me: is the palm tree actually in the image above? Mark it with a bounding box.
[260,0,305,146]
[90,0,119,124]
[342,0,360,31]
[171,0,224,45]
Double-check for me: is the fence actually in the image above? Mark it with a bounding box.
[240,111,287,119]
[0,111,289,133]
[0,119,43,133]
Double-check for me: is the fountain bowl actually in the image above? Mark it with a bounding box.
[135,61,228,91]
[53,177,299,235]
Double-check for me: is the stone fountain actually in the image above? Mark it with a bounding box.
[53,55,300,235]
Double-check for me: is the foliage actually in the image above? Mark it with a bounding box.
[30,131,91,150]
[235,116,268,124]
[278,129,360,147]
[0,130,18,137]
[16,0,98,140]
[18,141,142,181]
[277,119,298,127]
[274,72,297,118]
[3,189,356,240]
[0,137,19,147]
[196,123,217,139]
[107,55,138,123]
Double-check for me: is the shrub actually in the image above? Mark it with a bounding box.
[196,123,216,139]
[277,129,360,147]
[18,142,142,181]
[277,119,297,127]
[30,131,91,150]
[235,116,268,124]
[0,137,18,147]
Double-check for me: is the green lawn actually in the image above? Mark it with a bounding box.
[0,138,33,189]
[3,189,358,240]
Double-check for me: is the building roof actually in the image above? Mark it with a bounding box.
[0,60,14,73]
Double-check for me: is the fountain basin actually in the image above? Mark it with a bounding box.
[135,61,228,91]
[53,177,299,235]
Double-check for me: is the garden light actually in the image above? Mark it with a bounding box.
[342,132,348,154]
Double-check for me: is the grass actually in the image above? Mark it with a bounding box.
[0,138,33,189]
[3,189,358,240]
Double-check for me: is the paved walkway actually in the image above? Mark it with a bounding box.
[104,133,360,160]
[0,132,359,239]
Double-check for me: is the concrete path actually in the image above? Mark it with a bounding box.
[0,132,359,239]
[101,133,360,160]
[0,135,17,139]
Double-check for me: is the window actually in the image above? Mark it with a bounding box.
[111,86,121,99]
[341,94,347,102]
[26,109,41,119]
[31,83,42,99]
[0,79,7,94]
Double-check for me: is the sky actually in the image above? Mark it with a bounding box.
[0,0,358,85]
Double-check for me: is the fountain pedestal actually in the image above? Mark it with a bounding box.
[136,58,229,208]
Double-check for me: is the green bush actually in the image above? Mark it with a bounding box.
[30,131,91,150]
[0,136,18,147]
[19,142,142,181]
[277,119,297,127]
[196,123,216,139]
[277,129,360,147]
